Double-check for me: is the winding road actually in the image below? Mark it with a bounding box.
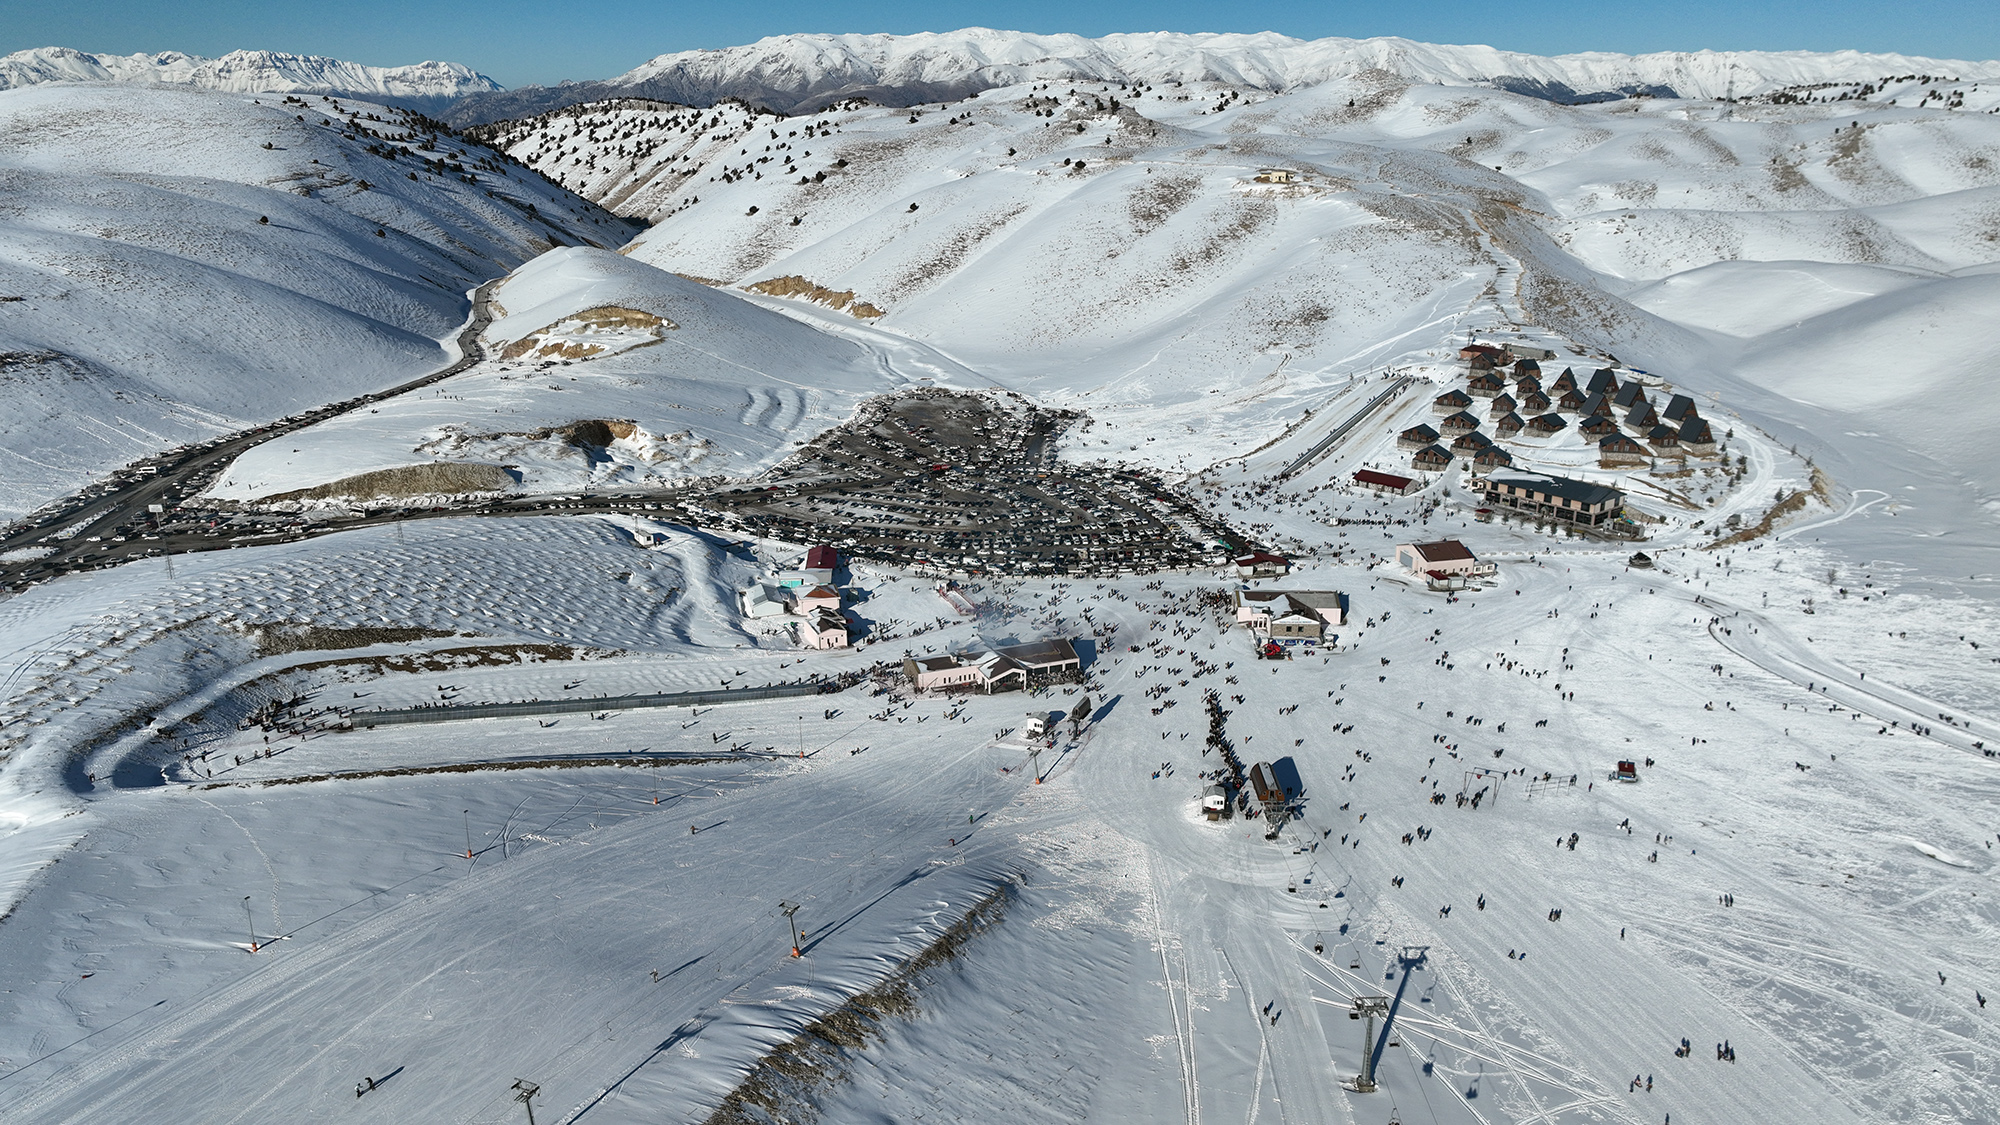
[0,281,500,589]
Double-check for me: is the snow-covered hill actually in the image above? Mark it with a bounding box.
[0,46,499,111]
[205,245,929,502]
[0,83,642,519]
[475,71,2000,567]
[444,27,2000,122]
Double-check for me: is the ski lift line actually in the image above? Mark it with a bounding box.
[1398,1031,1446,1125]
[1277,375,1417,479]
[0,997,170,1087]
[1380,1019,1628,1124]
[1380,1018,1618,1104]
[1421,946,1582,1125]
[1283,941,1626,1123]
[459,813,1004,1123]
[1290,931,1620,1116]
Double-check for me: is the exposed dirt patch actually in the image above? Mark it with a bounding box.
[260,462,515,505]
[1168,198,1276,274]
[1769,154,1811,194]
[499,305,673,360]
[888,202,1029,296]
[1705,467,1834,549]
[1128,172,1202,232]
[700,882,1013,1125]
[246,624,460,658]
[745,275,885,319]
[306,643,620,679]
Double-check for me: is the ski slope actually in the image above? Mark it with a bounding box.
[0,513,1994,1123]
[0,29,1997,1125]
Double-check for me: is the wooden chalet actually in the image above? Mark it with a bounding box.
[1587,368,1620,396]
[1549,368,1579,396]
[1627,401,1659,430]
[1471,445,1515,472]
[1411,443,1454,471]
[1451,429,1493,453]
[1646,423,1683,456]
[1488,392,1517,417]
[1526,412,1568,435]
[1494,411,1525,437]
[1467,370,1506,397]
[1598,433,1648,467]
[1556,388,1586,413]
[1678,416,1717,455]
[1397,423,1440,451]
[1580,414,1620,438]
[1612,383,1648,411]
[1519,389,1551,414]
[1395,538,1496,579]
[1580,391,1615,418]
[1433,388,1474,415]
[1663,393,1699,424]
[1439,409,1482,435]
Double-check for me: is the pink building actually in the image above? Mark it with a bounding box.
[800,607,850,649]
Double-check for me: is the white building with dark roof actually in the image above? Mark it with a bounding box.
[1394,539,1495,579]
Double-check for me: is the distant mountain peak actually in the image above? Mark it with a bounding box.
[0,45,502,109]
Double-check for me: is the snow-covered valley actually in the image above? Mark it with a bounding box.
[0,29,1996,1125]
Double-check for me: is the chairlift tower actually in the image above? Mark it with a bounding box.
[1344,996,1392,1092]
[511,1078,541,1125]
[780,900,803,956]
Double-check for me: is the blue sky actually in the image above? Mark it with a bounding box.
[7,0,1997,88]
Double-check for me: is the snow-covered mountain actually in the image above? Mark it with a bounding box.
[0,82,640,519]
[0,46,500,112]
[443,27,2000,122]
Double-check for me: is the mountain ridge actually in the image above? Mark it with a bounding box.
[441,28,2000,123]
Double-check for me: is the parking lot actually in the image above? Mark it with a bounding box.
[704,389,1239,576]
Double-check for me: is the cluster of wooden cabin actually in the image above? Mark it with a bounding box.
[1402,344,1720,475]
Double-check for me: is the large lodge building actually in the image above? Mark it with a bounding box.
[1477,472,1625,527]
